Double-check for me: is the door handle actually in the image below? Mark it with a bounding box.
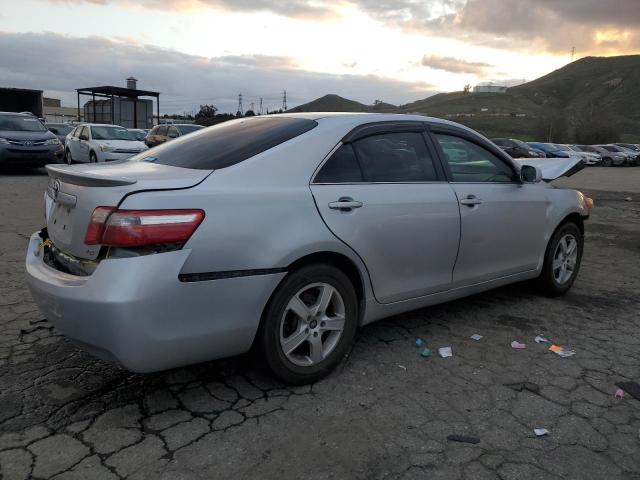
[459,195,482,206]
[328,197,363,211]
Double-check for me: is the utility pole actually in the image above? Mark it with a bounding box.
[282,90,287,111]
[250,102,255,113]
[259,98,263,115]
[571,47,575,61]
[237,93,244,116]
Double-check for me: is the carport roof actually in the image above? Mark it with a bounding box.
[76,86,159,98]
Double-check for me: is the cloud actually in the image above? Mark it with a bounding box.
[0,32,437,113]
[40,0,640,54]
[421,54,492,74]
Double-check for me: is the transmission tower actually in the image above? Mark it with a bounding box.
[237,93,243,115]
[259,98,263,115]
[281,90,287,111]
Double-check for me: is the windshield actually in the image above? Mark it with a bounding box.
[568,145,582,152]
[91,126,137,141]
[512,139,530,149]
[130,130,147,141]
[47,124,73,135]
[552,144,571,151]
[0,114,47,132]
[602,145,620,152]
[176,125,204,135]
[530,143,551,152]
[579,145,597,153]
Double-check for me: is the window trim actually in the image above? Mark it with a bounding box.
[312,122,447,185]
[427,124,521,184]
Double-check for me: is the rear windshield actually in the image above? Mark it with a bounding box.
[133,117,318,170]
[176,124,204,135]
[0,114,47,132]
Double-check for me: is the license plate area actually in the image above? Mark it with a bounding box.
[47,200,74,245]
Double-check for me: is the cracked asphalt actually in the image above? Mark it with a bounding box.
[1,167,639,480]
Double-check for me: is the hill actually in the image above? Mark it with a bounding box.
[288,55,640,142]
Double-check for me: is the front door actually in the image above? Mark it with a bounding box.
[432,131,549,286]
[310,128,460,304]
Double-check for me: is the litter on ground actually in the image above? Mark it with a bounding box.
[549,344,576,357]
[616,381,640,401]
[439,347,453,358]
[511,341,526,349]
[534,428,550,437]
[535,335,550,344]
[615,388,624,399]
[420,348,431,358]
[446,434,480,444]
[470,334,483,341]
[415,338,423,348]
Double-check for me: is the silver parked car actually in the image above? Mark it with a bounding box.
[26,114,592,384]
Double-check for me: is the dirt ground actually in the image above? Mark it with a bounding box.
[0,167,639,480]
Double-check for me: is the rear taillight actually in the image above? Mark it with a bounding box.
[84,207,117,244]
[85,208,204,247]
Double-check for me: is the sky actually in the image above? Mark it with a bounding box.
[1,0,639,114]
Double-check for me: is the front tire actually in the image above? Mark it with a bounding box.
[259,264,358,384]
[537,222,583,296]
[66,149,73,165]
[89,151,98,163]
[601,157,612,167]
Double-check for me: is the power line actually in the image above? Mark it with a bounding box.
[237,93,243,115]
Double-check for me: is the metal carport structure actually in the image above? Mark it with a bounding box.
[76,85,160,127]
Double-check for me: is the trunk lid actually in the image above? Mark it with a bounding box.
[45,161,211,260]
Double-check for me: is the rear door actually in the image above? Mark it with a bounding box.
[77,127,91,162]
[430,127,548,286]
[310,123,460,304]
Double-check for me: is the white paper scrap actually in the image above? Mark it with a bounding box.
[535,335,550,344]
[471,334,483,341]
[438,347,453,358]
[534,428,549,436]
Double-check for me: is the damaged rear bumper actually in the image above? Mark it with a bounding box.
[25,232,285,372]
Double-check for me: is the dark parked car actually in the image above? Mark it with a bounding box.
[527,142,571,158]
[0,112,64,168]
[45,123,74,146]
[145,124,204,148]
[491,138,545,158]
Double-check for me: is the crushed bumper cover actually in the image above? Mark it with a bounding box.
[25,232,285,372]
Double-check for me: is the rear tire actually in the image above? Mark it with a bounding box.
[601,157,612,167]
[536,222,583,297]
[259,264,358,385]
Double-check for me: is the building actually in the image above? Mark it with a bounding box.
[77,78,160,129]
[473,84,508,94]
[43,97,81,122]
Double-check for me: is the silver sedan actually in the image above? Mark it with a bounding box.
[26,113,592,384]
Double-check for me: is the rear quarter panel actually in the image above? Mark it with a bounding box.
[118,120,375,300]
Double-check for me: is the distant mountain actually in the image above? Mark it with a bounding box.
[289,94,397,113]
[287,55,640,142]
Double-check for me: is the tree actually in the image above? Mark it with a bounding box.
[244,110,255,117]
[533,110,569,143]
[571,105,620,144]
[195,104,218,119]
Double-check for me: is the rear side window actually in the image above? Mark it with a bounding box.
[134,117,317,170]
[314,145,363,183]
[354,132,437,182]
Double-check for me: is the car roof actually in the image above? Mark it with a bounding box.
[0,111,34,117]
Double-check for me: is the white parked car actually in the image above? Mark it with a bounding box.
[65,124,148,164]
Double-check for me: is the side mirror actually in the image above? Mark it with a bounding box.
[520,164,542,183]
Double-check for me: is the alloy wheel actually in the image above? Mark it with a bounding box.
[279,282,345,367]
[552,234,578,285]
